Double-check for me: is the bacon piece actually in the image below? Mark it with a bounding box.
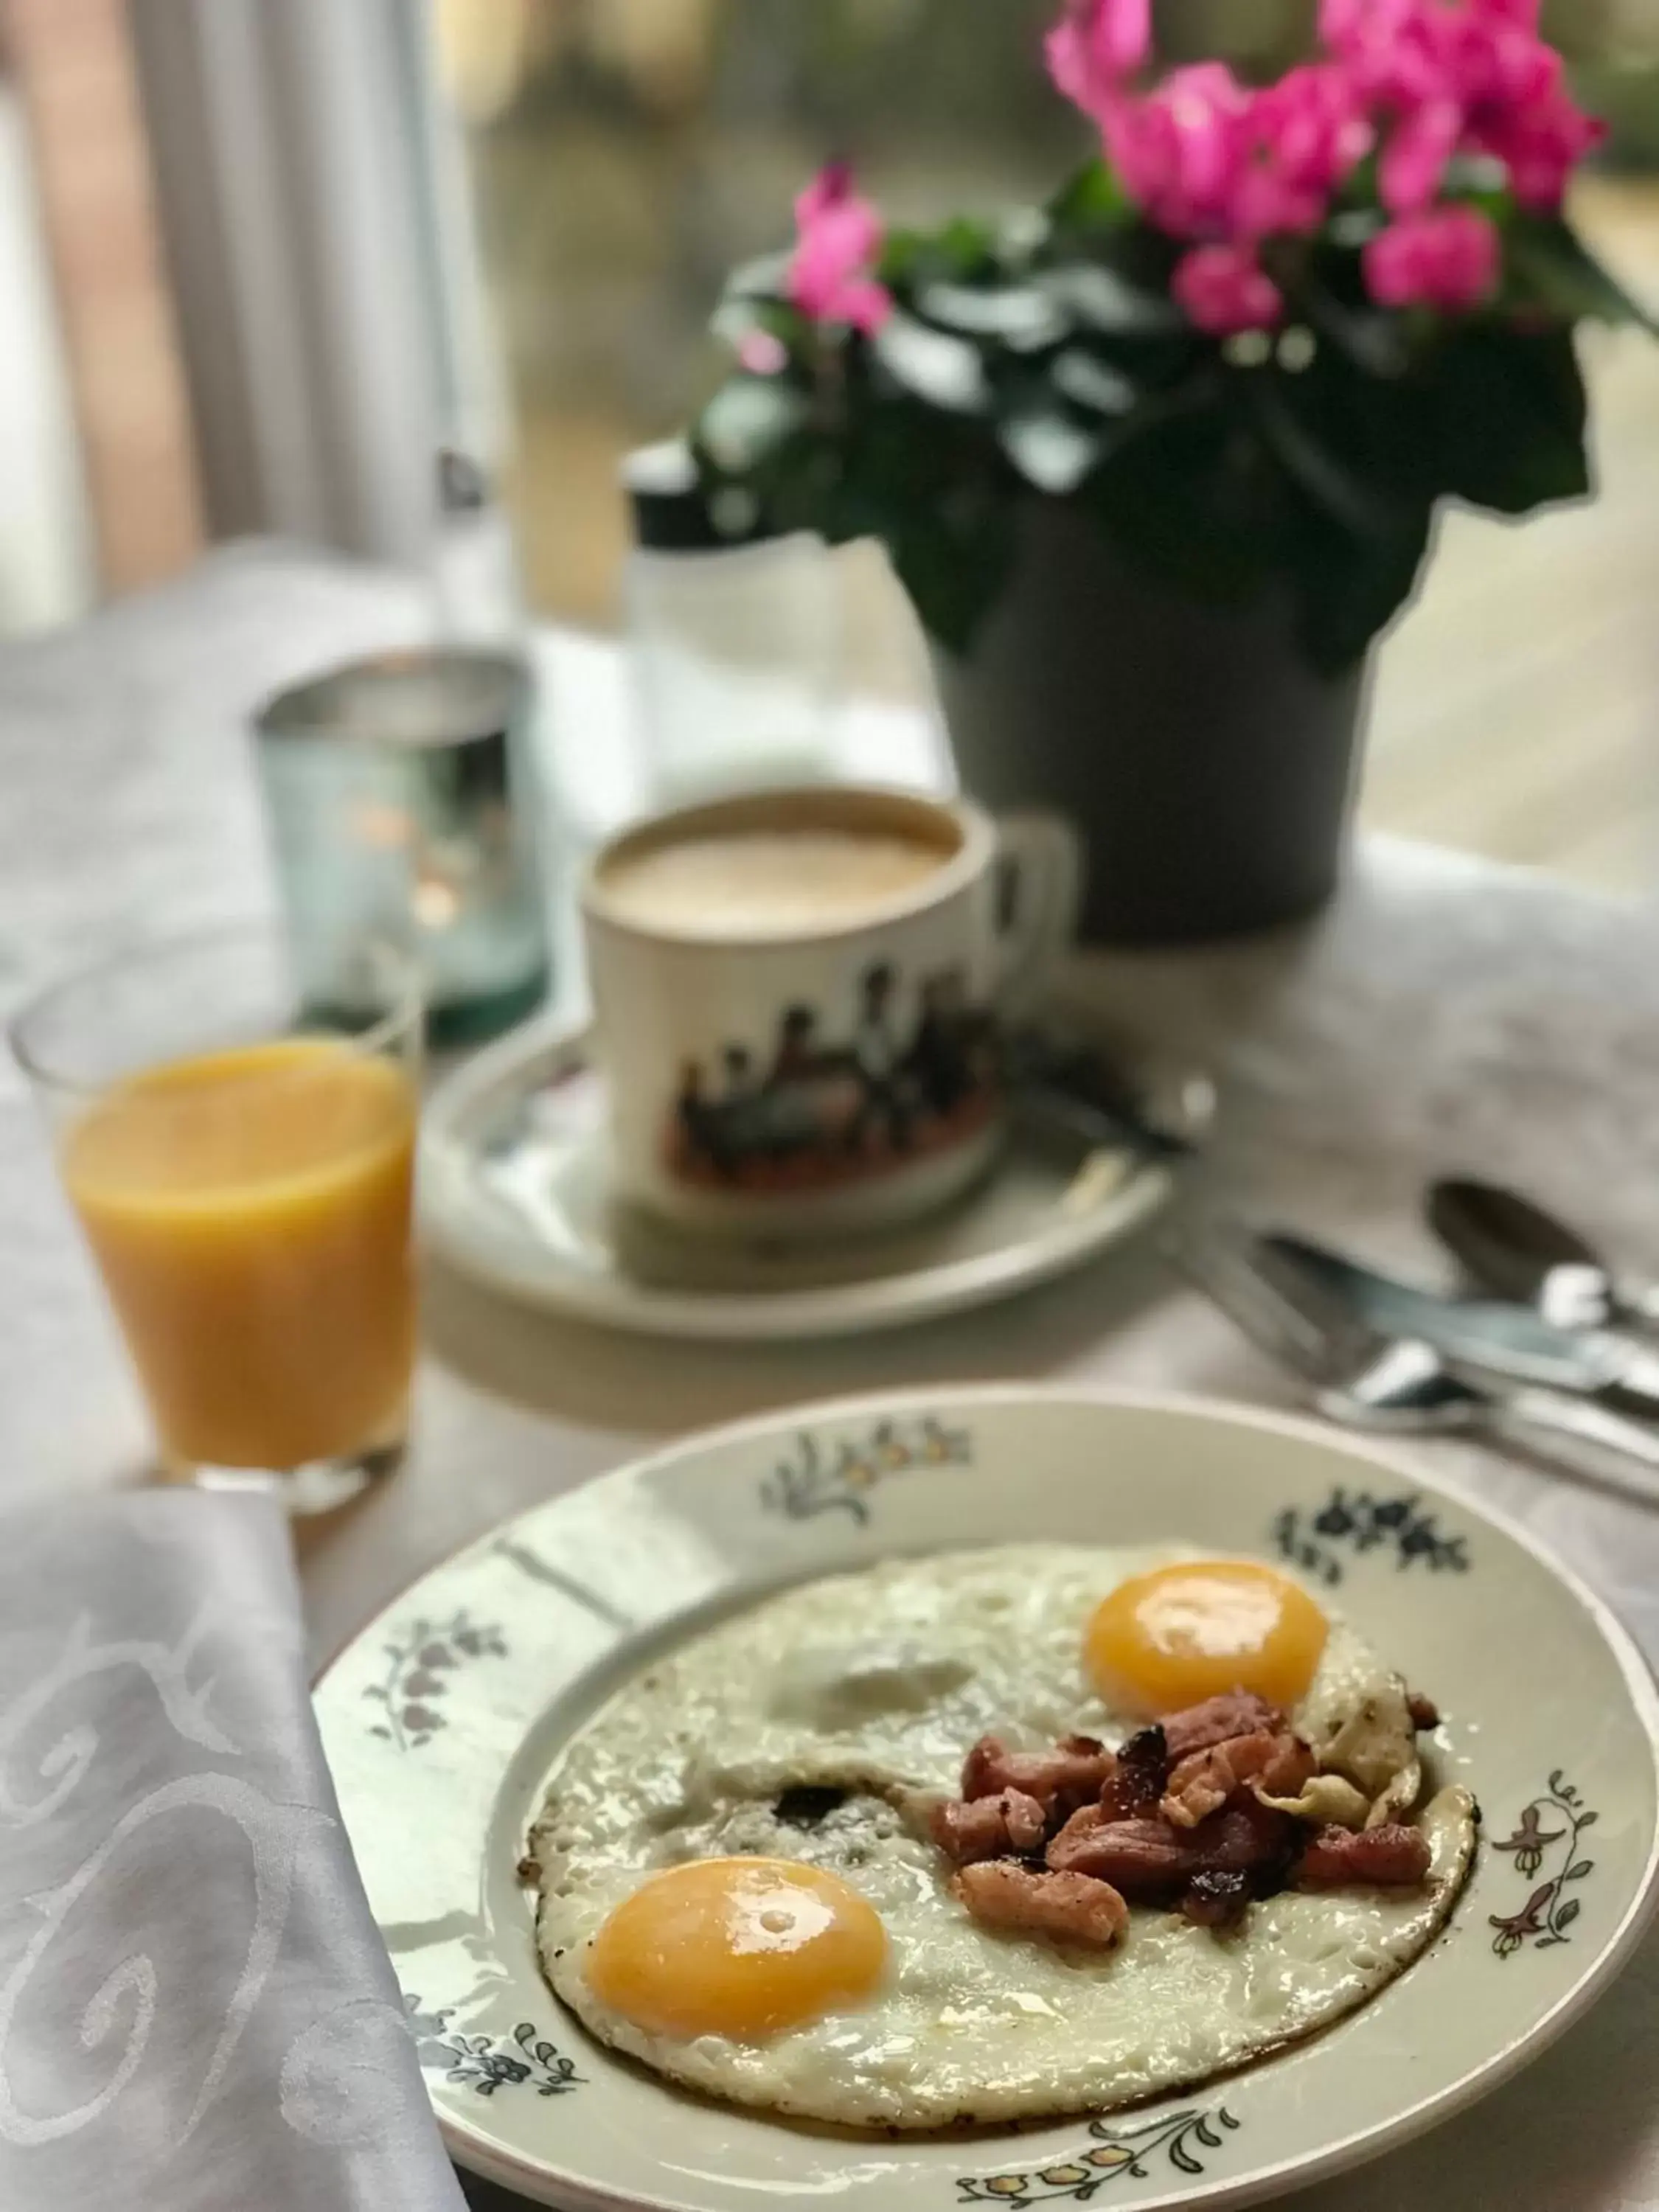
[1158,1691,1285,1763]
[1297,1822,1433,1890]
[1181,1869,1251,1930]
[1406,1691,1441,1731]
[931,1788,1048,1865]
[1047,1809,1185,1890]
[960,1733,1113,1818]
[1049,1800,1294,1897]
[953,1861,1127,1950]
[1161,1731,1316,1830]
[1097,1725,1168,1822]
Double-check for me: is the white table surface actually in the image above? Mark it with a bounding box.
[4,541,1659,2211]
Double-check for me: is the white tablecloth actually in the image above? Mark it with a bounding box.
[3,543,1659,2210]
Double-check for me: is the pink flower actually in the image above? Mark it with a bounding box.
[1059,0,1600,268]
[796,163,858,229]
[788,164,892,335]
[1509,102,1607,210]
[1323,0,1604,215]
[1243,63,1374,234]
[1173,241,1286,333]
[1363,204,1501,309]
[1444,14,1562,108]
[1319,0,1444,106]
[1103,62,1256,237]
[1467,69,1607,208]
[1102,58,1368,246]
[1380,97,1462,212]
[1088,47,1373,246]
[1046,0,1152,119]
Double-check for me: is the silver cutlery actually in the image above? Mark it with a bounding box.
[1004,1026,1215,1160]
[1176,1229,1659,1511]
[1428,1176,1659,1335]
[1264,1232,1659,1413]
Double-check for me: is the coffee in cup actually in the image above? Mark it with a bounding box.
[582,786,1081,1242]
[597,825,950,941]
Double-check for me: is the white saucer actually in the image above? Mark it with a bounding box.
[419,1015,1192,1340]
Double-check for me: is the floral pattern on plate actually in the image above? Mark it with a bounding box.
[958,2107,1241,2204]
[762,1416,973,1524]
[406,1997,582,2099]
[364,1612,509,1750]
[1489,1771,1599,1957]
[1272,1489,1472,1588]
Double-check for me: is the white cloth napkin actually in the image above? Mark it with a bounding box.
[0,1488,467,2212]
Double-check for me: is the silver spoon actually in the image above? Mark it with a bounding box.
[1428,1178,1659,1335]
[1175,1228,1659,1512]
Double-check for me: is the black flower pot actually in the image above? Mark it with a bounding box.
[931,502,1371,947]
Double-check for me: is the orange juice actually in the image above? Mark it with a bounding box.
[62,1038,417,1470]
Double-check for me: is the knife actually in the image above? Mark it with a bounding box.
[1263,1234,1659,1412]
[1190,1231,1659,1512]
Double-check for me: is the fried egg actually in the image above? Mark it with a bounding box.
[529,1544,1475,2130]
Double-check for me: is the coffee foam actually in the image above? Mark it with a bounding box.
[599,827,948,940]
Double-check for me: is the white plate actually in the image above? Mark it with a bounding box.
[314,1387,1659,2212]
[418,1017,1184,1340]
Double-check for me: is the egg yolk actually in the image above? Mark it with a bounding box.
[584,1857,887,2042]
[1085,1561,1329,1715]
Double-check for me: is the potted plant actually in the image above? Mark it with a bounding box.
[675,0,1652,944]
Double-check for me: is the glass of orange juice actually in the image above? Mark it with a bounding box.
[13,925,422,1513]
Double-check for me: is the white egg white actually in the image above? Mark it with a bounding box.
[529,1543,1475,2131]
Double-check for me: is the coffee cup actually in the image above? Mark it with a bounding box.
[581,785,1081,1241]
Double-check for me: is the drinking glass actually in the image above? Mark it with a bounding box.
[13,925,422,1514]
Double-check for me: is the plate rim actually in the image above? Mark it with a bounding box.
[316,1382,1659,2211]
[417,1015,1177,1341]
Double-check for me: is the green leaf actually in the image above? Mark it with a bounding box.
[936,215,1001,276]
[998,403,1109,495]
[885,478,1016,652]
[1086,390,1272,607]
[1048,157,1132,234]
[1259,333,1440,669]
[1286,491,1435,674]
[1051,348,1138,416]
[1298,270,1413,380]
[881,215,999,291]
[1039,261,1185,338]
[1420,324,1590,513]
[1249,370,1416,542]
[695,378,810,473]
[872,312,992,414]
[876,227,930,288]
[915,280,1068,352]
[1505,213,1657,331]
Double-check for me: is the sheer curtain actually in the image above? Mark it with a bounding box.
[128,0,500,575]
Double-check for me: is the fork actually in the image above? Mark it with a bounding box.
[1175,1229,1659,1512]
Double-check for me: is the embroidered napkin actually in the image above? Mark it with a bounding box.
[0,1486,467,2211]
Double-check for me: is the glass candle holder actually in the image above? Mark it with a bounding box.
[257,650,554,1046]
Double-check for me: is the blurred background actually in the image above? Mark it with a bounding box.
[3,0,1658,887]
